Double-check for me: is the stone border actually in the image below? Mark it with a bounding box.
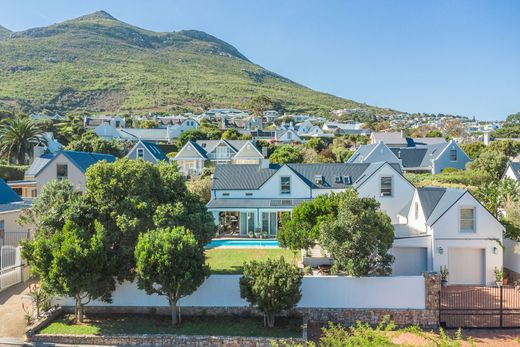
[29,333,305,346]
[25,306,62,338]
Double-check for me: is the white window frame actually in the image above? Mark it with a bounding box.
[280,176,291,195]
[137,148,145,159]
[459,206,476,233]
[380,176,393,197]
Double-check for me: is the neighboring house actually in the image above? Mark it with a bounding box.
[226,117,262,131]
[126,140,168,164]
[0,178,32,247]
[395,187,503,286]
[263,110,280,123]
[275,128,302,143]
[322,122,371,136]
[207,161,415,236]
[349,140,471,174]
[173,140,264,176]
[84,115,125,129]
[25,150,116,194]
[503,161,520,182]
[93,120,197,143]
[369,131,446,148]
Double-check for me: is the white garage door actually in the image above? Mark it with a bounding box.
[392,247,428,276]
[449,248,485,285]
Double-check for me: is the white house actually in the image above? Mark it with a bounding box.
[275,128,302,143]
[504,161,520,182]
[25,150,116,195]
[126,140,168,164]
[84,115,125,129]
[208,161,504,285]
[173,140,264,176]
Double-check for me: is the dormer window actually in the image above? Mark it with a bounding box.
[137,148,144,159]
[315,175,323,184]
[335,176,342,183]
[344,176,352,185]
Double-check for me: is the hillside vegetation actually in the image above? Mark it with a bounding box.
[0,11,396,116]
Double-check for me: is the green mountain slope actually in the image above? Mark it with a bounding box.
[0,25,11,39]
[0,11,395,116]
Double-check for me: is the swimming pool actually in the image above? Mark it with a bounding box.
[206,239,279,248]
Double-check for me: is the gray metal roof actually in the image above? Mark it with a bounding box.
[413,137,447,146]
[371,132,408,146]
[286,163,371,189]
[119,128,168,141]
[0,200,32,213]
[207,198,309,209]
[212,164,280,190]
[348,144,378,163]
[26,154,55,177]
[417,187,447,220]
[390,147,427,168]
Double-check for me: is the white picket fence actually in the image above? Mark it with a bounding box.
[0,246,22,290]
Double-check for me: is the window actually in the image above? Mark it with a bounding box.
[315,175,323,184]
[0,220,4,239]
[414,202,419,220]
[56,164,68,179]
[380,176,392,196]
[280,176,291,195]
[245,192,253,196]
[344,176,352,185]
[450,148,457,161]
[137,148,144,159]
[460,207,476,232]
[223,192,230,196]
[335,176,342,183]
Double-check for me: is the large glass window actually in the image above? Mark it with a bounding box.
[460,208,475,232]
[57,164,68,179]
[240,212,255,235]
[380,176,392,196]
[280,177,291,195]
[261,212,278,236]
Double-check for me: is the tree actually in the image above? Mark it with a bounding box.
[442,119,465,138]
[476,179,519,218]
[425,130,443,137]
[319,190,394,276]
[277,194,341,252]
[222,128,241,140]
[136,119,158,129]
[246,95,281,116]
[504,201,520,241]
[269,145,303,164]
[19,179,80,235]
[135,227,209,326]
[22,220,115,322]
[468,150,509,179]
[65,131,125,157]
[187,176,212,203]
[239,257,302,328]
[176,129,208,148]
[330,137,355,162]
[0,117,47,164]
[486,140,520,158]
[461,141,486,160]
[55,114,85,144]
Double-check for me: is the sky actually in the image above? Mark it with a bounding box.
[0,1,519,120]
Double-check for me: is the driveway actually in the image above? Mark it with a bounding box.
[0,280,33,339]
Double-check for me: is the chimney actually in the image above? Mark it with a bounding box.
[260,158,270,168]
[33,145,45,158]
[400,129,404,138]
[261,146,269,158]
[483,131,490,146]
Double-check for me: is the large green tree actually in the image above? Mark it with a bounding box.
[240,257,302,328]
[319,190,395,276]
[135,227,209,326]
[269,145,304,164]
[22,220,115,322]
[468,150,509,179]
[0,117,47,164]
[65,131,126,157]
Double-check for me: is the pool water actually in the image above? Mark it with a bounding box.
[206,239,279,248]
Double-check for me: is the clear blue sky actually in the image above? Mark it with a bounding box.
[1,0,519,120]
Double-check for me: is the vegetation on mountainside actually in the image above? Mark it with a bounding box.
[0,11,396,117]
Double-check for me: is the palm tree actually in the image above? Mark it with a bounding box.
[0,117,47,165]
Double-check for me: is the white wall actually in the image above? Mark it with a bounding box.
[36,154,86,193]
[356,164,415,224]
[53,275,426,310]
[503,238,520,274]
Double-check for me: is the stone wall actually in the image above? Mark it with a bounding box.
[30,334,305,346]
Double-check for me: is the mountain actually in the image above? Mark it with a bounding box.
[0,11,396,116]
[0,25,11,39]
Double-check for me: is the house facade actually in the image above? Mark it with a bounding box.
[126,140,168,164]
[25,150,116,195]
[0,179,32,247]
[504,161,520,182]
[349,140,471,174]
[208,161,503,285]
[173,140,264,176]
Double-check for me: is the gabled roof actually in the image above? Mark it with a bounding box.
[413,137,447,146]
[26,151,116,177]
[347,144,378,163]
[390,147,428,168]
[506,162,520,181]
[416,187,447,220]
[186,141,208,159]
[371,132,408,146]
[119,128,168,141]
[423,188,467,225]
[140,141,168,161]
[0,178,23,204]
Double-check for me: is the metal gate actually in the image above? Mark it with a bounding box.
[440,286,520,328]
[0,246,22,290]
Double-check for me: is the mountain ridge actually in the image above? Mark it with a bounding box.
[0,11,397,116]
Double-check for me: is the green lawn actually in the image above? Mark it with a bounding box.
[39,314,302,338]
[205,248,298,274]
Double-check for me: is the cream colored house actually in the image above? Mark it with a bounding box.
[173,140,264,176]
[25,150,116,195]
